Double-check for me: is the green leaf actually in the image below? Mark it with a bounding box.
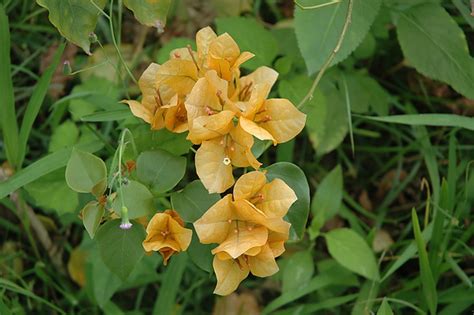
[282,251,314,293]
[81,109,133,122]
[265,162,310,239]
[123,0,171,28]
[24,168,79,216]
[171,180,221,223]
[0,5,19,168]
[132,125,192,156]
[136,150,186,194]
[294,0,382,74]
[216,16,278,70]
[309,165,343,238]
[153,253,188,315]
[359,114,474,131]
[96,219,145,281]
[85,244,123,307]
[65,148,107,197]
[0,141,103,199]
[187,229,213,273]
[48,120,79,153]
[17,43,65,167]
[112,180,155,219]
[36,0,107,54]
[411,209,438,314]
[156,37,195,64]
[377,298,394,315]
[82,201,104,239]
[395,3,474,99]
[325,228,380,280]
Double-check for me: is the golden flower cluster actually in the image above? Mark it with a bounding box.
[130,26,305,296]
[124,26,306,194]
[194,171,297,295]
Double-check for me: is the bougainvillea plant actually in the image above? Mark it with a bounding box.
[65,26,308,295]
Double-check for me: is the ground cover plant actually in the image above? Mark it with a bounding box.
[0,0,473,314]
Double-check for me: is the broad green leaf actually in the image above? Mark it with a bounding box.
[49,120,79,152]
[377,298,394,315]
[0,5,19,168]
[36,0,107,54]
[359,114,474,131]
[24,168,79,216]
[153,253,188,315]
[112,180,154,219]
[85,244,123,307]
[278,74,347,156]
[82,201,104,239]
[123,0,171,28]
[282,251,314,293]
[187,229,213,273]
[216,16,278,70]
[65,148,107,197]
[0,141,103,199]
[294,0,382,74]
[341,72,390,115]
[132,125,192,156]
[17,43,65,167]
[96,219,145,281]
[309,165,343,238]
[136,150,186,194]
[353,33,376,59]
[171,180,221,223]
[81,109,133,122]
[156,37,195,64]
[325,228,380,281]
[266,162,310,239]
[411,209,438,314]
[395,3,474,99]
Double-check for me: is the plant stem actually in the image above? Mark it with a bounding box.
[294,0,341,10]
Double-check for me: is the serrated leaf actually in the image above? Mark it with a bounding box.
[395,3,474,99]
[216,16,278,70]
[295,0,382,74]
[266,162,310,240]
[136,150,186,194]
[65,148,107,197]
[111,180,154,219]
[325,228,380,281]
[96,219,145,281]
[36,0,106,54]
[171,180,220,223]
[123,0,171,29]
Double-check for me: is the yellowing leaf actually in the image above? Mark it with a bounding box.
[123,0,171,29]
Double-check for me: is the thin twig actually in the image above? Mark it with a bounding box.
[297,0,354,109]
[295,0,341,10]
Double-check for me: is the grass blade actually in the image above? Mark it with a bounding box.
[81,108,132,122]
[153,253,188,315]
[0,4,20,168]
[412,208,437,315]
[0,141,102,199]
[358,114,474,131]
[17,42,66,168]
[445,254,472,288]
